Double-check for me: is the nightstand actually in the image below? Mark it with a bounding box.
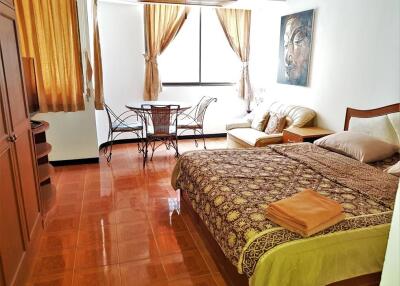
[283,127,334,143]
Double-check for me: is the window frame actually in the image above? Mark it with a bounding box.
[162,8,237,87]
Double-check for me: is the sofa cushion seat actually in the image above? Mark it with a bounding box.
[228,128,283,147]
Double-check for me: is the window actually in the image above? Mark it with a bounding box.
[158,7,241,85]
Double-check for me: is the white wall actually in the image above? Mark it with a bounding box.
[96,0,399,147]
[251,0,400,131]
[95,2,246,145]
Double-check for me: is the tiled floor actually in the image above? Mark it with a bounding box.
[26,138,228,286]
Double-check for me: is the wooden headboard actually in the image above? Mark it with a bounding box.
[344,103,400,131]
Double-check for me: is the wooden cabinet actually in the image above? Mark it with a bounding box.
[283,127,334,143]
[0,2,42,285]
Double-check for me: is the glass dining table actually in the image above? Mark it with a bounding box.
[125,101,192,166]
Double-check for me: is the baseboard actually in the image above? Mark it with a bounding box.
[50,157,99,166]
[98,133,227,150]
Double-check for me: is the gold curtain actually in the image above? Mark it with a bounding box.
[15,0,84,112]
[143,4,188,101]
[93,0,104,110]
[216,8,253,110]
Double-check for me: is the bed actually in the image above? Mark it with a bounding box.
[171,104,400,286]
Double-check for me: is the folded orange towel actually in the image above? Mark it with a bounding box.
[266,189,345,237]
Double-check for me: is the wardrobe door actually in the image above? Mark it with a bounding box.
[0,148,25,286]
[0,3,40,239]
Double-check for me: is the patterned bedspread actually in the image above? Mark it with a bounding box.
[171,143,398,277]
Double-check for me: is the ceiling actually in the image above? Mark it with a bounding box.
[99,0,286,9]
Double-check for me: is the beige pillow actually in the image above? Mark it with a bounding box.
[314,131,398,163]
[265,112,286,134]
[251,110,270,131]
[385,161,400,177]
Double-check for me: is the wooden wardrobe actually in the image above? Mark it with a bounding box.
[0,0,42,285]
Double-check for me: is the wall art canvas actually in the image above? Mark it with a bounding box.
[277,9,314,86]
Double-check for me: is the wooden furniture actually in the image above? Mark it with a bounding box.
[283,126,333,143]
[344,103,400,130]
[31,121,56,220]
[0,1,43,285]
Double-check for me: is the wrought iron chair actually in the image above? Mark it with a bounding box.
[103,103,143,162]
[178,96,217,149]
[139,104,180,167]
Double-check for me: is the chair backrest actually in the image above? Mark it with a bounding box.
[194,96,217,124]
[142,104,180,136]
[104,103,117,129]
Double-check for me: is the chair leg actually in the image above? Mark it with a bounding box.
[107,133,114,162]
[143,140,148,168]
[194,130,198,148]
[150,140,156,161]
[175,136,179,157]
[201,128,206,149]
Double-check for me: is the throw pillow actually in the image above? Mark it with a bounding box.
[385,161,400,177]
[264,113,286,134]
[251,109,270,131]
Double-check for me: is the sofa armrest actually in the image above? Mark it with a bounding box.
[226,119,252,131]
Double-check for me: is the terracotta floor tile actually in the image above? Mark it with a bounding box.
[115,208,147,224]
[46,216,80,232]
[212,273,228,286]
[116,221,152,242]
[118,235,159,263]
[52,203,82,217]
[150,215,188,235]
[84,189,114,201]
[57,182,85,193]
[161,249,209,280]
[115,195,148,209]
[73,265,121,286]
[25,139,229,286]
[82,200,114,214]
[80,212,117,228]
[31,250,75,277]
[27,271,73,286]
[77,225,117,247]
[120,258,167,286]
[75,244,119,269]
[39,231,78,253]
[85,180,113,192]
[168,274,218,286]
[156,231,196,256]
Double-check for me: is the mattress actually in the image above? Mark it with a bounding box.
[172,143,398,285]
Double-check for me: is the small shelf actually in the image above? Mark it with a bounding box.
[31,121,49,135]
[35,143,52,159]
[38,163,54,183]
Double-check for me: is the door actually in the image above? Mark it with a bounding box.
[0,3,40,240]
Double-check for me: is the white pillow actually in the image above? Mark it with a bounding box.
[385,161,400,177]
[314,131,398,163]
[251,108,270,131]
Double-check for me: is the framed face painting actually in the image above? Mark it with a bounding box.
[277,9,315,86]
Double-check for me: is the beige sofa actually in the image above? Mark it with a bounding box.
[226,102,316,148]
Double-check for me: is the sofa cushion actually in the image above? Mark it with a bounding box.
[269,102,316,128]
[228,128,283,147]
[264,112,286,134]
[250,105,270,131]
